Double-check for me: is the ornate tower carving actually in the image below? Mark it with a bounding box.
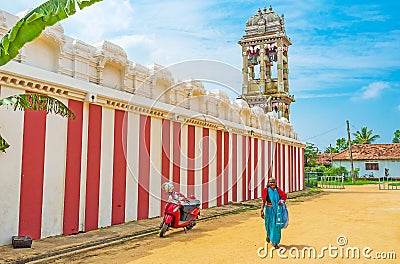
[238,5,294,120]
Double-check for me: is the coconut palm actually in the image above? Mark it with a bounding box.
[0,0,103,152]
[352,126,380,144]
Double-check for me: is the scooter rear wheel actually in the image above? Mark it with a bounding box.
[159,222,168,237]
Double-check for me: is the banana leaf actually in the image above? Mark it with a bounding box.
[0,93,76,152]
[0,0,103,66]
[0,93,75,118]
[0,134,10,153]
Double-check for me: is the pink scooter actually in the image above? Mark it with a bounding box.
[159,182,201,237]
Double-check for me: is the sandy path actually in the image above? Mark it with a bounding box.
[53,185,400,264]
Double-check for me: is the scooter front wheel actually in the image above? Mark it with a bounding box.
[186,220,196,230]
[159,222,168,237]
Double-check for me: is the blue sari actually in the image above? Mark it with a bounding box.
[264,187,284,245]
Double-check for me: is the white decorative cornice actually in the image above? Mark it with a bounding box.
[95,40,126,57]
[72,39,92,56]
[95,40,128,68]
[0,11,7,28]
[131,62,149,78]
[42,23,66,47]
[148,63,174,85]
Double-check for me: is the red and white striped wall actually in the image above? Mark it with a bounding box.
[0,85,304,245]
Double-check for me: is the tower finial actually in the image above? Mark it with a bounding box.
[269,5,273,12]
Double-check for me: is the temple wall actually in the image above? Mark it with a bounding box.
[0,10,304,246]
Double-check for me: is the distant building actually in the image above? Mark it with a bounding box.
[332,144,400,178]
[317,153,333,167]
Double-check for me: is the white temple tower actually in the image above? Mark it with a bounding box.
[238,5,294,120]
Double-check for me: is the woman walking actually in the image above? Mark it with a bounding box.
[260,177,287,249]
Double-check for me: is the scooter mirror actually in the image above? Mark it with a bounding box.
[161,182,174,193]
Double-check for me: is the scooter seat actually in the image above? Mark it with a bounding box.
[182,200,200,213]
[186,199,201,206]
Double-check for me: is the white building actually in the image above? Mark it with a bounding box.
[332,144,400,178]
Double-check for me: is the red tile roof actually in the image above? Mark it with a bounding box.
[332,144,400,161]
[317,153,333,166]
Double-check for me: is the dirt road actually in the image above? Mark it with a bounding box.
[51,185,400,264]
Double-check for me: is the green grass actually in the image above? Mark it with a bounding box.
[306,188,324,195]
[305,180,318,188]
[307,178,379,186]
[343,179,378,185]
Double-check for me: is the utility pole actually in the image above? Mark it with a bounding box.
[346,120,355,184]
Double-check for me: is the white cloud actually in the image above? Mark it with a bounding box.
[359,82,390,99]
[110,34,157,62]
[342,5,389,22]
[0,1,44,15]
[4,0,398,102]
[61,0,134,43]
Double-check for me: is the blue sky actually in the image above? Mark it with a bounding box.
[2,0,400,151]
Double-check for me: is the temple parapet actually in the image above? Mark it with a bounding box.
[0,9,298,140]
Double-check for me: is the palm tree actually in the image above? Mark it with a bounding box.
[0,0,103,152]
[352,127,380,144]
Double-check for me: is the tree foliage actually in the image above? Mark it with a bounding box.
[324,137,348,153]
[304,142,319,170]
[352,126,380,144]
[0,94,75,118]
[393,130,400,143]
[0,94,76,152]
[0,0,103,152]
[335,137,349,152]
[0,0,102,66]
[0,134,10,153]
[324,145,338,154]
[324,166,349,177]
